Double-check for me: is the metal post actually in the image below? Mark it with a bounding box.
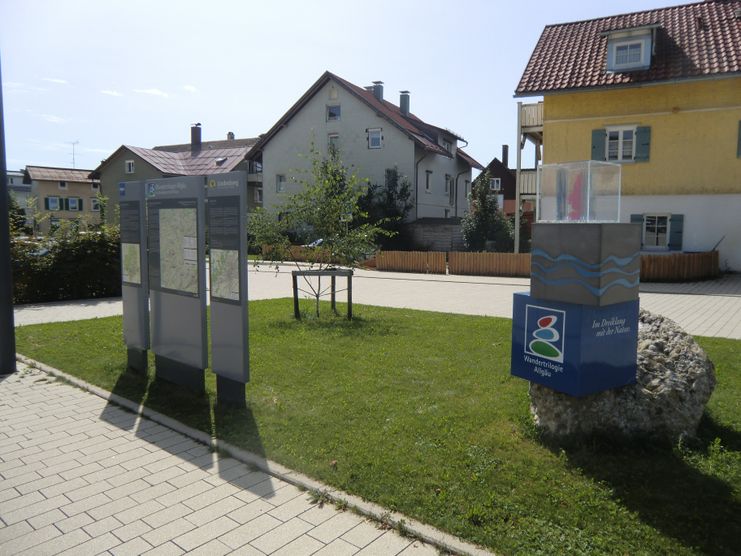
[292,272,300,320]
[331,275,336,314]
[347,274,352,320]
[515,101,522,254]
[0,57,17,375]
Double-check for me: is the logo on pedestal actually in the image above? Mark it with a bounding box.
[525,305,565,363]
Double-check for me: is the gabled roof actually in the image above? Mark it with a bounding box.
[154,137,258,153]
[516,0,741,96]
[248,71,482,168]
[24,165,98,184]
[92,142,252,178]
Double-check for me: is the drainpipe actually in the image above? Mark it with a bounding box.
[414,151,428,221]
[454,169,467,218]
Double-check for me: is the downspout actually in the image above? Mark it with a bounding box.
[414,150,428,221]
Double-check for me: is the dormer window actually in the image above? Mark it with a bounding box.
[442,139,452,153]
[605,26,655,72]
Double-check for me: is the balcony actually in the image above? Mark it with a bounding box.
[520,102,543,130]
[519,169,538,196]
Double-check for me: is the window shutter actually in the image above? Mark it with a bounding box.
[78,198,83,211]
[63,198,69,211]
[591,129,606,161]
[44,197,50,210]
[737,121,741,158]
[635,126,651,162]
[668,214,684,251]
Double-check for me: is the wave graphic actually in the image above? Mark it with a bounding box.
[531,248,639,270]
[531,271,639,296]
[532,261,640,279]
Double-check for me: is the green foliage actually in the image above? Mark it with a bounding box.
[14,306,741,555]
[248,147,391,268]
[11,225,121,303]
[358,167,413,249]
[7,192,29,236]
[462,170,514,252]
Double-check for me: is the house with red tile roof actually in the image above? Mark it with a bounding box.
[515,0,741,270]
[247,71,483,224]
[92,125,261,223]
[23,165,101,233]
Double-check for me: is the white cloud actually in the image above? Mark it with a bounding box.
[40,114,67,124]
[42,77,68,85]
[183,85,199,94]
[100,89,123,97]
[133,88,169,98]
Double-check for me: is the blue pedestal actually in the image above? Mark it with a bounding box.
[511,292,638,397]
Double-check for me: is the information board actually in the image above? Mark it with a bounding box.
[206,172,249,391]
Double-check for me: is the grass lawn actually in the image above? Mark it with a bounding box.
[15,299,741,555]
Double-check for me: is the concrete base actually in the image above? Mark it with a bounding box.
[126,348,148,375]
[216,375,246,408]
[155,355,204,395]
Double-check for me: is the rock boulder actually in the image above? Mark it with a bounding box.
[529,310,716,441]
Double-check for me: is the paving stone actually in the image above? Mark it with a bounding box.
[142,503,192,529]
[183,482,242,511]
[114,499,166,525]
[301,503,343,526]
[228,498,274,525]
[57,531,120,556]
[16,473,66,496]
[87,496,139,521]
[172,515,239,552]
[27,508,67,530]
[187,538,232,556]
[18,527,90,555]
[3,494,71,525]
[397,540,440,555]
[0,524,62,554]
[82,515,124,538]
[65,479,114,503]
[142,540,185,556]
[110,536,154,556]
[356,530,412,555]
[314,538,361,556]
[268,491,315,521]
[185,495,245,527]
[156,480,211,507]
[271,533,325,556]
[54,511,96,533]
[250,516,314,554]
[39,477,88,499]
[131,481,176,504]
[310,512,367,544]
[340,520,384,549]
[60,492,112,517]
[112,518,152,542]
[220,513,282,550]
[0,490,45,515]
[0,520,34,544]
[141,516,196,548]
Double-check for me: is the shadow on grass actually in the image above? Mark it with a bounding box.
[545,418,741,556]
[268,312,395,338]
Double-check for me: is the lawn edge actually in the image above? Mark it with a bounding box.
[16,352,495,556]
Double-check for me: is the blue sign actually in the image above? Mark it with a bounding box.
[511,292,638,397]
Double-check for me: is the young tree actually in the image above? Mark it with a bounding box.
[7,193,28,236]
[461,170,514,252]
[248,147,391,315]
[357,167,413,249]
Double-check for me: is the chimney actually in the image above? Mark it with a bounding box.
[502,145,509,168]
[400,90,410,116]
[227,131,235,141]
[372,81,384,101]
[191,123,202,152]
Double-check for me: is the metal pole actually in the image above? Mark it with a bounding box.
[0,56,17,374]
[514,102,522,254]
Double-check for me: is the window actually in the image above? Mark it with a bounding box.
[593,126,650,162]
[368,128,382,149]
[46,196,60,211]
[125,160,135,174]
[328,133,340,152]
[49,217,60,231]
[489,177,502,191]
[643,214,670,249]
[444,175,451,194]
[276,174,286,193]
[606,126,635,161]
[58,181,67,190]
[91,182,100,192]
[67,197,80,211]
[326,105,341,121]
[442,139,452,153]
[465,179,470,198]
[606,31,652,72]
[90,197,100,212]
[254,188,263,203]
[425,170,432,193]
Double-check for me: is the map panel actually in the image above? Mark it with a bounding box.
[121,243,141,284]
[210,249,240,301]
[159,208,198,294]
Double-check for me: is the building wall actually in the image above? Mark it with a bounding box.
[415,146,471,219]
[33,179,101,232]
[98,152,163,223]
[542,77,741,195]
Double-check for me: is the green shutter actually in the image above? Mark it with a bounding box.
[591,129,606,161]
[737,121,741,158]
[668,214,684,251]
[63,198,69,211]
[44,197,50,210]
[635,126,651,162]
[78,198,83,211]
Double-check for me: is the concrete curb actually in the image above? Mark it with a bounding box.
[16,353,495,556]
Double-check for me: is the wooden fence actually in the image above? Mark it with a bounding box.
[376,251,447,274]
[448,252,531,277]
[640,251,719,282]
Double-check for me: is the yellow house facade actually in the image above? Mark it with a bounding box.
[516,1,741,270]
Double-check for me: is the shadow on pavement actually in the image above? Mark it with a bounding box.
[551,417,741,556]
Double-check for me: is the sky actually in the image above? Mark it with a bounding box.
[1,0,683,174]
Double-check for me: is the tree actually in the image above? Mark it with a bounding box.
[7,193,28,236]
[248,147,391,316]
[357,167,413,249]
[461,170,514,252]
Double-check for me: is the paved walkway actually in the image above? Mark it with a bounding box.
[14,267,741,339]
[0,366,445,556]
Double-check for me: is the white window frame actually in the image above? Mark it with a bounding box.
[47,196,60,211]
[642,214,670,250]
[68,197,80,212]
[489,177,502,191]
[606,125,636,162]
[607,34,652,72]
[58,181,68,190]
[425,171,432,193]
[442,139,452,153]
[368,128,382,149]
[125,160,135,174]
[90,197,100,212]
[276,174,286,193]
[444,174,451,194]
[326,105,341,121]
